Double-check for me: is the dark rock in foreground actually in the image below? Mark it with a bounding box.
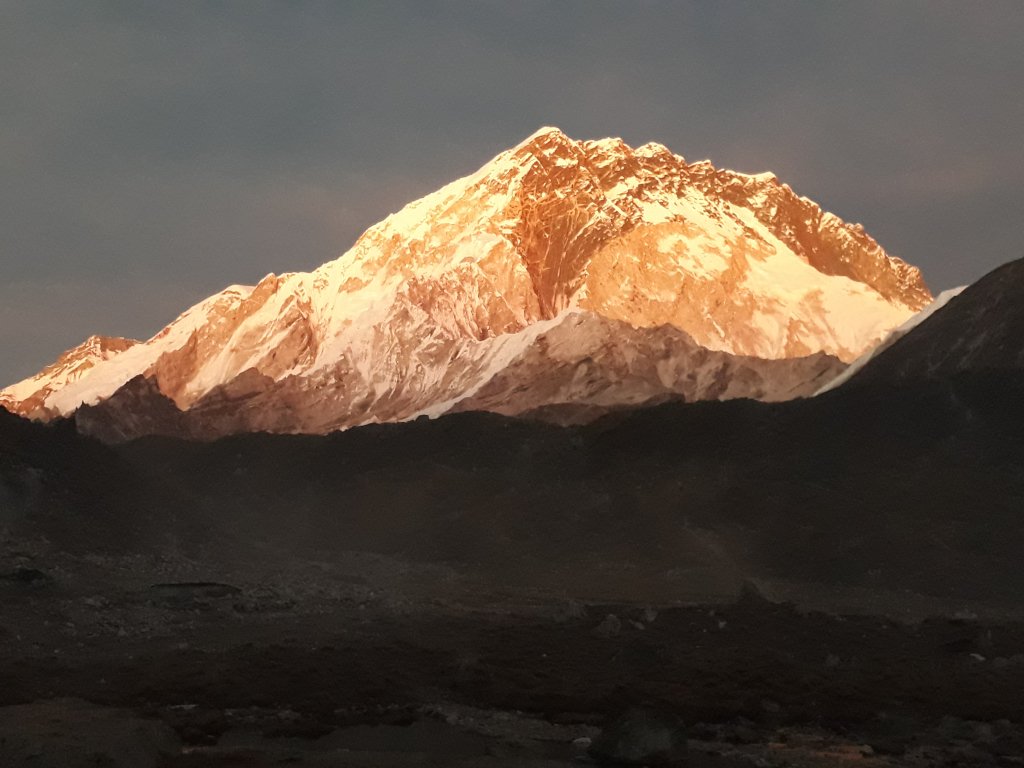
[590,709,689,766]
[0,698,179,768]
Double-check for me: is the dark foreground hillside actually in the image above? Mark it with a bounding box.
[3,371,1024,765]
[7,369,1024,602]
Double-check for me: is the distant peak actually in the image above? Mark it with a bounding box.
[81,334,140,351]
[635,141,677,162]
[507,126,583,166]
[584,136,629,150]
[514,130,681,166]
[729,170,778,185]
[517,125,568,145]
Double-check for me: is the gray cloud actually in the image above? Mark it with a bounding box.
[2,1,1022,383]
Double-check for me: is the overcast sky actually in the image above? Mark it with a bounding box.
[2,1,1022,384]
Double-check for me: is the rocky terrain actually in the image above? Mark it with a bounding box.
[5,556,1024,768]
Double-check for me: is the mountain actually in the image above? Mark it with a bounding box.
[1,127,929,438]
[838,257,1024,387]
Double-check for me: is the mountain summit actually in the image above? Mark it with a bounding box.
[1,128,930,437]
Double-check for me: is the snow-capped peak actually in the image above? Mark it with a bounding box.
[516,125,568,145]
[2,129,931,437]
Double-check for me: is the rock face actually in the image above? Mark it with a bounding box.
[1,127,928,438]
[441,314,844,418]
[75,313,846,440]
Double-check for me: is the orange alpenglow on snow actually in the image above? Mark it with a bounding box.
[1,128,930,438]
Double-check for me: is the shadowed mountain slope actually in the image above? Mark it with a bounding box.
[847,257,1024,385]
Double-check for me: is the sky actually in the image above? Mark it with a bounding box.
[2,1,1023,384]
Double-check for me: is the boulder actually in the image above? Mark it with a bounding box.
[594,613,622,638]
